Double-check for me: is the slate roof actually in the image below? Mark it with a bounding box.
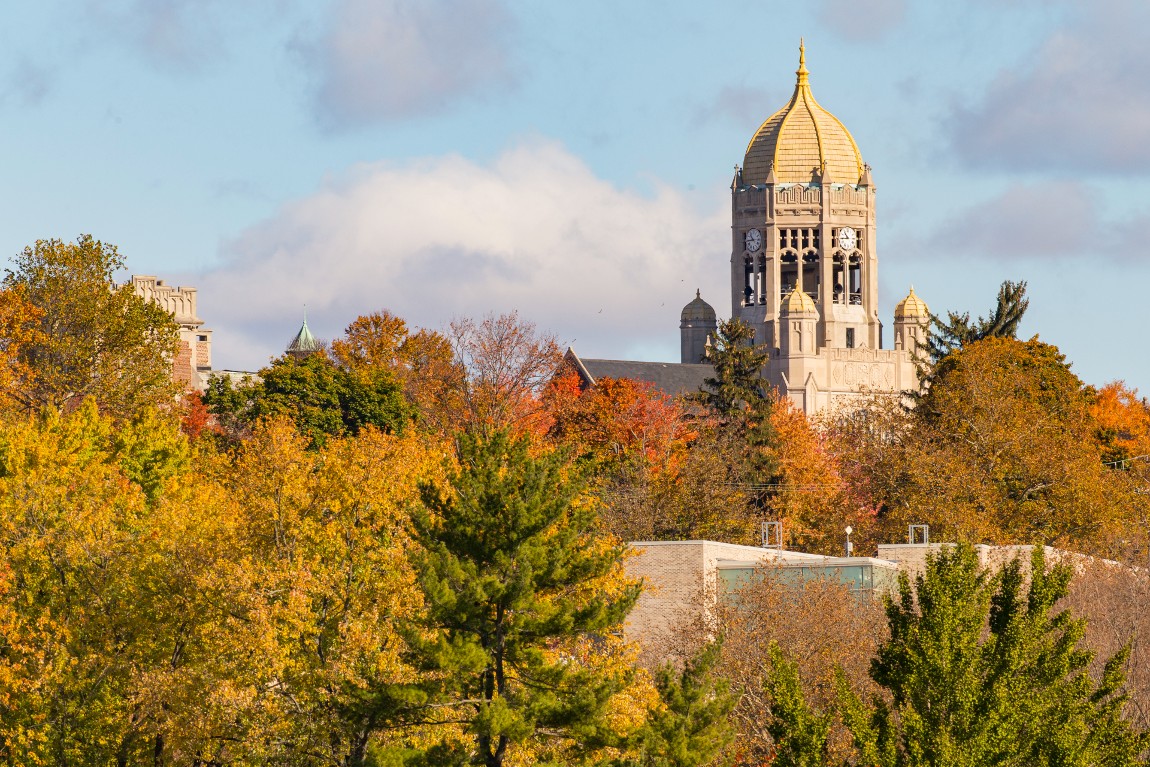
[565,348,712,398]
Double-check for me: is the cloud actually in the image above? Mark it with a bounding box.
[197,141,728,370]
[84,0,234,69]
[299,0,516,128]
[2,58,52,106]
[948,0,1150,173]
[931,181,1098,259]
[813,0,906,41]
[691,85,782,130]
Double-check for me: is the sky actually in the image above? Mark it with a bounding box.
[3,0,1150,391]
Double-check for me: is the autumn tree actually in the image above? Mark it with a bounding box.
[330,310,462,432]
[836,337,1147,554]
[446,311,562,436]
[218,418,443,765]
[544,370,759,544]
[406,430,640,766]
[1063,561,1150,730]
[2,235,180,418]
[712,569,887,764]
[1091,381,1150,466]
[762,400,867,553]
[0,402,273,764]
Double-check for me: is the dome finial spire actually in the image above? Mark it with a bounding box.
[796,38,809,85]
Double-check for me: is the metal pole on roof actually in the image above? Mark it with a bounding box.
[844,525,853,557]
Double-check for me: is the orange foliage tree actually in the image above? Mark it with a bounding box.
[1091,381,1150,465]
[766,399,869,554]
[833,337,1150,557]
[330,310,462,433]
[447,311,562,436]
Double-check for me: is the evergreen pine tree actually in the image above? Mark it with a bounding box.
[625,639,736,767]
[695,318,778,485]
[697,318,770,416]
[923,279,1029,364]
[406,430,641,767]
[836,544,1150,767]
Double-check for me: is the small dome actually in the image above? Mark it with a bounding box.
[894,286,930,321]
[781,286,818,315]
[742,41,864,186]
[681,290,717,322]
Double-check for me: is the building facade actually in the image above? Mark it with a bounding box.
[713,42,927,413]
[573,43,930,416]
[131,275,213,391]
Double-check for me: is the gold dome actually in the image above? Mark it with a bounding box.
[781,286,818,315]
[894,286,929,320]
[743,42,864,186]
[681,290,717,322]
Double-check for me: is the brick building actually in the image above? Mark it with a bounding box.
[131,275,212,391]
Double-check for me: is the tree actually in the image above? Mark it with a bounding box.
[836,544,1149,767]
[203,353,414,444]
[625,639,736,767]
[1091,381,1150,467]
[406,430,641,766]
[762,643,833,767]
[696,318,770,416]
[331,310,463,433]
[542,370,760,545]
[711,568,887,764]
[446,312,562,436]
[838,337,1146,554]
[762,400,867,554]
[220,418,444,766]
[0,402,269,765]
[923,279,1028,364]
[695,318,779,519]
[2,235,181,418]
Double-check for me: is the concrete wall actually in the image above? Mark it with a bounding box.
[877,543,1120,583]
[624,541,826,655]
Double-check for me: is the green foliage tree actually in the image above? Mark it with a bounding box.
[697,318,770,416]
[625,639,736,767]
[923,279,1028,364]
[203,353,413,444]
[3,235,180,418]
[835,544,1150,767]
[406,430,641,767]
[696,318,780,515]
[762,642,833,767]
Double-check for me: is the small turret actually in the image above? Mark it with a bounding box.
[680,290,717,363]
[893,286,929,352]
[779,286,819,356]
[286,314,323,359]
[730,165,744,190]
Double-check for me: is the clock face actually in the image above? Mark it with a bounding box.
[745,228,763,253]
[838,227,858,252]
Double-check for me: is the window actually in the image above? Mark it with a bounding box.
[197,334,208,342]
[846,328,855,349]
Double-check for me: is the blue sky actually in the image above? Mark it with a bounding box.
[3,0,1150,391]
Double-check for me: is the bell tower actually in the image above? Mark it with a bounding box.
[724,41,923,413]
[731,41,879,353]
